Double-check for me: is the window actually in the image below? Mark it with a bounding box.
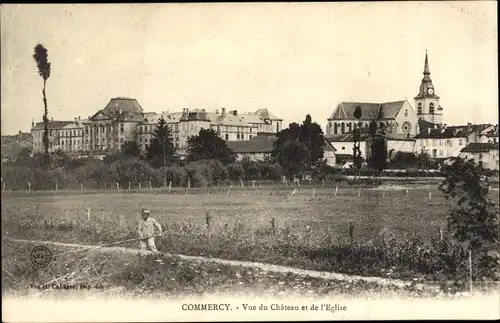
[439,150,443,156]
[225,134,229,140]
[120,124,124,133]
[341,146,345,150]
[417,103,422,114]
[405,109,408,117]
[347,123,352,133]
[429,103,435,114]
[433,139,437,146]
[249,135,253,140]
[250,128,253,133]
[459,139,463,145]
[237,134,240,139]
[341,122,345,133]
[479,153,483,160]
[334,123,338,134]
[242,135,245,140]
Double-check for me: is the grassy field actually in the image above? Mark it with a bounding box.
[2,184,499,296]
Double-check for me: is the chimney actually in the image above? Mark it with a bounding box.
[202,109,205,112]
[222,108,226,117]
[78,116,81,120]
[18,130,22,136]
[31,119,34,128]
[233,110,237,116]
[74,117,78,123]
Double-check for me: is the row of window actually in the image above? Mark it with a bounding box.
[420,139,464,146]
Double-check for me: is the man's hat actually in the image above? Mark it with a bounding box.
[141,208,150,214]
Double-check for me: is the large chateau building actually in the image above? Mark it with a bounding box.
[31,98,283,157]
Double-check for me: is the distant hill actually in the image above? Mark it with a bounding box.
[1,132,33,160]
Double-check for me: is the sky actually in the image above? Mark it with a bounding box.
[1,2,498,135]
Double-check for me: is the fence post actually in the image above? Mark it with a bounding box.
[334,185,338,196]
[139,182,142,190]
[406,189,409,198]
[87,208,91,221]
[349,221,354,242]
[169,181,172,194]
[291,188,297,196]
[55,181,58,191]
[322,179,325,186]
[2,182,5,192]
[271,217,275,234]
[149,181,152,190]
[240,179,244,188]
[28,182,31,191]
[188,180,191,189]
[297,179,300,187]
[439,226,444,241]
[81,183,83,191]
[128,181,131,191]
[205,211,211,229]
[428,191,432,201]
[116,182,120,191]
[226,186,231,197]
[312,189,316,198]
[252,180,255,188]
[382,190,385,198]
[468,249,473,294]
[357,187,361,198]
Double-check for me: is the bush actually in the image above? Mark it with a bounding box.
[227,163,245,182]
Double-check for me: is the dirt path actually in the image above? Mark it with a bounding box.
[7,237,439,293]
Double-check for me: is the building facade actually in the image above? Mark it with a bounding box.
[459,142,499,170]
[31,97,283,157]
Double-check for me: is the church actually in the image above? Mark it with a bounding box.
[326,52,443,138]
[325,52,446,160]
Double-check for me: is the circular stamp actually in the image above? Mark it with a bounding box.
[30,246,52,268]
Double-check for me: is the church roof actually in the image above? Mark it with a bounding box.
[328,100,406,121]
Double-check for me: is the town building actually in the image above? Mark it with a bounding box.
[459,142,499,170]
[226,133,336,166]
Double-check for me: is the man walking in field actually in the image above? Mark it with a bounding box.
[138,208,163,255]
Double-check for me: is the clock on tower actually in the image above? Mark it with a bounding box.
[427,88,434,95]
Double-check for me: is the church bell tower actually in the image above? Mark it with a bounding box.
[415,51,443,126]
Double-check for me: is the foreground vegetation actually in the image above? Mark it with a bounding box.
[2,240,444,300]
[3,184,498,294]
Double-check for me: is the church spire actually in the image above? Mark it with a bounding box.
[423,50,430,75]
[415,50,438,99]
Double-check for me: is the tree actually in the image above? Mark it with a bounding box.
[122,140,141,158]
[439,157,499,281]
[32,44,51,162]
[366,121,388,174]
[276,140,310,180]
[298,114,325,168]
[352,106,363,178]
[271,115,324,168]
[146,117,176,185]
[186,129,235,164]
